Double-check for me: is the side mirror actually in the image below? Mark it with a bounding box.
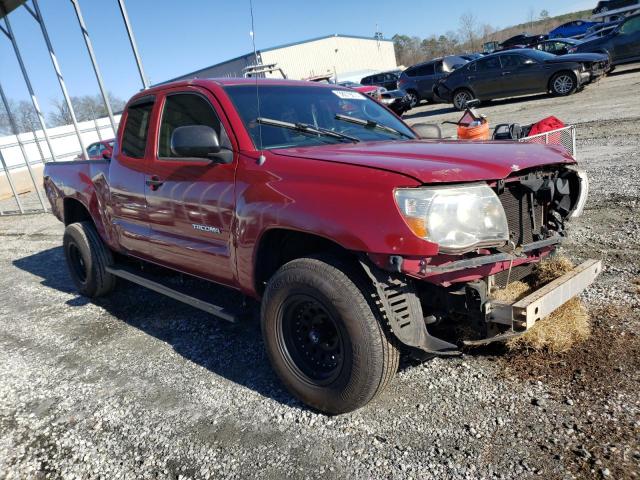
[171,125,231,163]
[102,150,111,160]
[412,123,442,139]
[171,125,220,156]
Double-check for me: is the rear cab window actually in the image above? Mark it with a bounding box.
[121,97,155,158]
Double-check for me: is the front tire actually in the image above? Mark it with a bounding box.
[453,88,476,110]
[550,71,577,96]
[63,221,116,298]
[261,256,399,414]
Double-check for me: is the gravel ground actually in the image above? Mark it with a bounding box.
[1,66,639,480]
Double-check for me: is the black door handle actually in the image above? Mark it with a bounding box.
[146,176,164,191]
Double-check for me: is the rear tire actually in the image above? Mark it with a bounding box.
[261,256,399,414]
[453,88,476,110]
[63,221,116,298]
[550,71,577,96]
[406,90,419,108]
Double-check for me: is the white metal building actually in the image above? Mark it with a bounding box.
[162,34,398,83]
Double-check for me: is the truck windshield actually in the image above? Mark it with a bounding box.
[224,84,416,149]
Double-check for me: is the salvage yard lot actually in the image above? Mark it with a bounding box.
[1,66,639,479]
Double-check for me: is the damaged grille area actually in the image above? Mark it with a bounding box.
[497,168,578,248]
[499,186,545,245]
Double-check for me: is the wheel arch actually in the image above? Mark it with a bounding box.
[63,197,93,226]
[253,228,357,296]
[61,196,115,251]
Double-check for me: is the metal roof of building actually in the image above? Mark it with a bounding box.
[159,33,392,85]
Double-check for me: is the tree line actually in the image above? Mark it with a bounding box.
[0,93,125,136]
[392,8,588,67]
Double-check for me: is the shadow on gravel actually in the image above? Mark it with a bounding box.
[402,105,454,120]
[13,247,304,411]
[608,66,640,77]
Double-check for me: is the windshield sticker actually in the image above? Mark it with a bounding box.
[332,90,366,100]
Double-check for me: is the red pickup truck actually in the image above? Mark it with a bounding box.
[43,78,600,414]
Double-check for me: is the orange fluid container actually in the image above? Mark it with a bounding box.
[457,121,490,141]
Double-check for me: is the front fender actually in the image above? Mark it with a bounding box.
[233,151,438,296]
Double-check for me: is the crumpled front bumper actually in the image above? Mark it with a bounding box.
[465,259,602,346]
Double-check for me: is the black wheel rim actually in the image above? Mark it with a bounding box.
[279,294,345,385]
[68,243,87,283]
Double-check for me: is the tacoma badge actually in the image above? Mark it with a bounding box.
[192,224,221,234]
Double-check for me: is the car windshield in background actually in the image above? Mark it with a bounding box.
[224,85,416,149]
[337,81,361,88]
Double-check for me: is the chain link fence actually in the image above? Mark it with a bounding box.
[519,125,577,159]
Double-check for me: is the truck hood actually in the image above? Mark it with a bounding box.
[274,140,575,184]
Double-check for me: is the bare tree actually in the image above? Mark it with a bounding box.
[392,34,424,66]
[49,98,73,127]
[47,93,127,127]
[480,23,497,43]
[0,104,10,135]
[458,12,480,52]
[527,7,536,31]
[9,100,40,134]
[391,7,589,65]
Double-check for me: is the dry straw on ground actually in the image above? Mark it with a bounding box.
[491,256,591,353]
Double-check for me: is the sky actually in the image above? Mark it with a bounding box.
[1,0,594,117]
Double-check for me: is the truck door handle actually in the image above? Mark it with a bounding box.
[146,176,164,191]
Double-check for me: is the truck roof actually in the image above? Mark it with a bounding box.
[135,77,338,95]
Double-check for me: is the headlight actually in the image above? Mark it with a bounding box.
[394,184,509,253]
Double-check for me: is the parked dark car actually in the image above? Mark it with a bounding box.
[74,139,114,160]
[360,70,402,91]
[549,20,598,39]
[534,38,583,55]
[570,13,640,66]
[499,34,547,50]
[433,49,610,110]
[397,56,473,107]
[585,20,621,37]
[593,0,639,14]
[378,89,412,115]
[583,23,621,41]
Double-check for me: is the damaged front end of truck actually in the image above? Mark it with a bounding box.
[362,165,601,355]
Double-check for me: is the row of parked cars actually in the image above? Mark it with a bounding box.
[358,12,639,112]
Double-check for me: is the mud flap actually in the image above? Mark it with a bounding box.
[359,260,459,355]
